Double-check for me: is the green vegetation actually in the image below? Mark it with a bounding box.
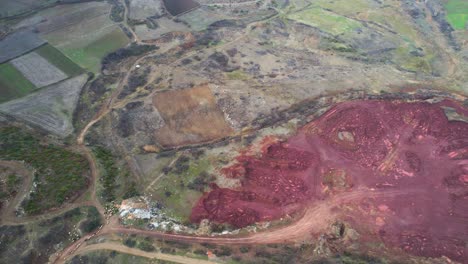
[61,28,129,73]
[309,0,370,16]
[93,146,119,203]
[288,7,362,35]
[93,146,135,203]
[0,127,89,214]
[0,173,21,200]
[137,240,156,252]
[79,206,102,233]
[0,206,101,263]
[35,44,84,76]
[393,46,433,73]
[445,0,468,30]
[154,156,210,221]
[0,62,36,103]
[226,70,248,80]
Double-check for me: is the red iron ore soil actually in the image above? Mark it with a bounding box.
[191,99,468,261]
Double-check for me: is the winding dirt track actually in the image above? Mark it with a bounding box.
[56,187,419,264]
[0,161,33,224]
[106,188,420,244]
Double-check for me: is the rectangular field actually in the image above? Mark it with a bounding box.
[59,27,130,73]
[0,0,56,19]
[10,52,68,88]
[445,0,468,30]
[35,44,83,76]
[287,7,362,35]
[0,63,36,103]
[0,31,46,63]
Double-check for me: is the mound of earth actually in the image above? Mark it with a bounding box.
[191,99,468,262]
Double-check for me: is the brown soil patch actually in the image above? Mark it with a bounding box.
[152,84,233,148]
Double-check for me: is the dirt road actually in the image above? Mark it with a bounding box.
[67,243,216,264]
[105,188,417,244]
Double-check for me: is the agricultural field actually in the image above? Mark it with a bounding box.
[10,51,68,87]
[35,44,84,76]
[0,62,36,103]
[287,7,363,36]
[178,7,226,31]
[0,0,56,18]
[0,74,88,136]
[162,0,200,16]
[59,28,130,73]
[445,0,468,30]
[0,30,46,63]
[127,0,165,20]
[14,1,130,73]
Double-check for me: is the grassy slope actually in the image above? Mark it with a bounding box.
[0,62,36,103]
[287,7,362,35]
[0,127,89,214]
[35,44,84,76]
[61,28,129,73]
[154,158,210,222]
[445,0,468,30]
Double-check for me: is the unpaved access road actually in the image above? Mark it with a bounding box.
[68,243,216,264]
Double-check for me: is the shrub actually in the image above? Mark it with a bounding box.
[123,238,136,248]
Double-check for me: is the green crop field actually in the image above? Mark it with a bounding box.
[0,62,36,103]
[288,7,362,35]
[35,44,83,76]
[445,0,468,30]
[61,28,129,73]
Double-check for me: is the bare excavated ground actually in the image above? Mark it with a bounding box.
[152,84,234,148]
[2,0,467,263]
[192,98,468,262]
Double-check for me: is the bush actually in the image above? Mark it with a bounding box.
[102,43,158,70]
[123,238,136,248]
[94,147,119,202]
[214,246,232,257]
[193,249,206,255]
[137,241,155,252]
[240,246,250,253]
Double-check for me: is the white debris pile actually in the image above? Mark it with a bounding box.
[118,196,196,234]
[119,197,153,219]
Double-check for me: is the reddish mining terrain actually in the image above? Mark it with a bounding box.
[191,99,468,261]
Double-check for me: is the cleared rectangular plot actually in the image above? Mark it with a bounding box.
[152,84,233,147]
[0,63,36,103]
[11,52,68,88]
[0,31,46,63]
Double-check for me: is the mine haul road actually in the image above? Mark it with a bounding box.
[57,188,420,263]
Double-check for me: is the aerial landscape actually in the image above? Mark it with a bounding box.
[0,0,467,263]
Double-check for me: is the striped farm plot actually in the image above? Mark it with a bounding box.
[10,51,68,88]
